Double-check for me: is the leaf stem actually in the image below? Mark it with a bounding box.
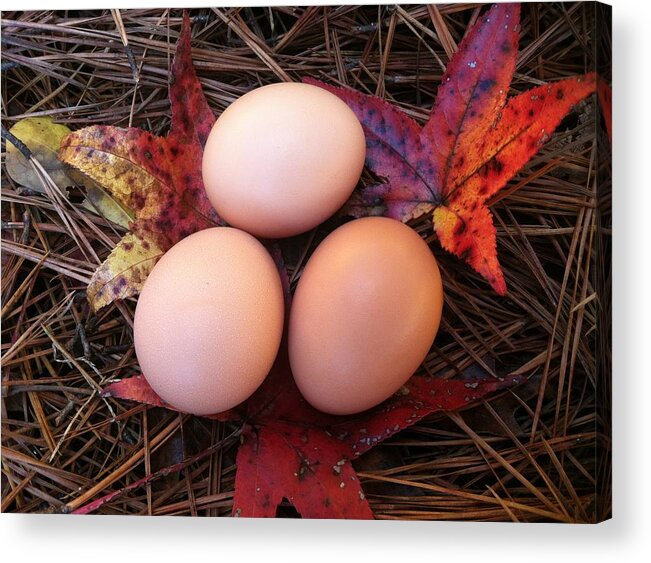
[1,125,32,160]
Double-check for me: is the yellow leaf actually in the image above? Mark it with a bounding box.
[5,117,81,192]
[6,117,135,229]
[82,183,134,230]
[87,233,163,312]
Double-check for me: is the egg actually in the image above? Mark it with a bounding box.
[202,82,366,238]
[134,228,284,415]
[288,217,444,415]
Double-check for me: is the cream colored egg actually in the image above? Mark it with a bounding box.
[288,217,444,415]
[134,228,284,415]
[202,82,366,238]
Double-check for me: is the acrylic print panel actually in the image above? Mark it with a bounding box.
[1,3,611,521]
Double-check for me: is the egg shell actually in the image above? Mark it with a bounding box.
[202,82,366,238]
[134,227,284,415]
[288,217,444,415]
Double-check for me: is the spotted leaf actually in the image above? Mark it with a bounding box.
[330,369,525,458]
[307,3,597,295]
[58,13,223,312]
[86,232,163,307]
[233,423,372,519]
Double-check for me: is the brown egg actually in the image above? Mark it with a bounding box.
[134,228,284,415]
[288,217,444,415]
[202,82,366,238]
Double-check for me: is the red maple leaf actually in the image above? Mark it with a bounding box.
[102,245,523,518]
[305,3,597,295]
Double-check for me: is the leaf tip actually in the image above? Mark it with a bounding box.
[492,275,508,296]
[180,9,191,39]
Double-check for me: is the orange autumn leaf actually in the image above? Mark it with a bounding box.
[306,3,597,295]
[58,13,223,311]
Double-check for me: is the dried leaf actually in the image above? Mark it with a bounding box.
[59,13,223,312]
[6,117,81,192]
[86,232,163,307]
[6,116,134,229]
[81,184,134,229]
[306,3,597,294]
